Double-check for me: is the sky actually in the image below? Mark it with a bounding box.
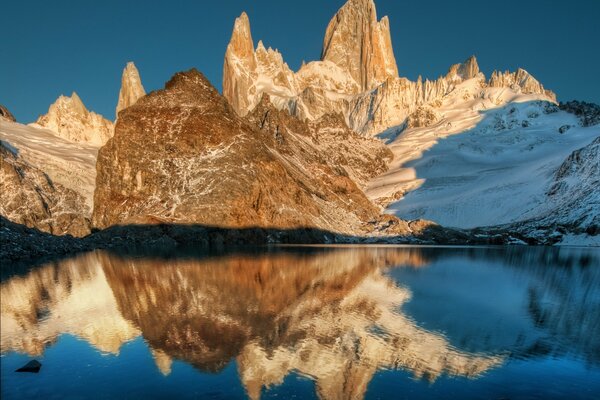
[1,0,599,122]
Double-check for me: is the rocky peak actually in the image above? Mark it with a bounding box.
[226,12,256,67]
[223,12,298,117]
[489,68,556,102]
[32,92,114,146]
[116,62,146,117]
[446,55,480,82]
[321,0,398,91]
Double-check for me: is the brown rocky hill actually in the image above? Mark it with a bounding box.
[92,69,394,234]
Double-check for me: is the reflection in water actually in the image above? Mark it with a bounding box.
[1,246,599,399]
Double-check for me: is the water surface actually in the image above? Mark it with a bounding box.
[1,246,599,399]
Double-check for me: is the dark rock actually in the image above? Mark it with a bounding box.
[558,125,571,134]
[559,100,600,127]
[15,360,42,373]
[0,104,16,122]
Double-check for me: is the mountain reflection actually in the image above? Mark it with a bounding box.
[1,246,599,399]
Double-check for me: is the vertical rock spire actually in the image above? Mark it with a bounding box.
[223,12,258,116]
[116,62,146,117]
[321,0,398,91]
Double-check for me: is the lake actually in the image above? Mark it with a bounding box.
[1,245,599,399]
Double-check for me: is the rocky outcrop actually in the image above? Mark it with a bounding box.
[446,55,480,82]
[559,100,600,127]
[31,92,114,146]
[92,69,388,234]
[0,104,16,122]
[116,62,146,117]
[543,136,600,234]
[489,68,556,102]
[321,0,398,91]
[0,142,91,236]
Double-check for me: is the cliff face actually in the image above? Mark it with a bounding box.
[116,62,146,117]
[92,69,390,234]
[321,0,398,91]
[31,92,114,146]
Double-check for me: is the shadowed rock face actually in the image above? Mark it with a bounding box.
[93,69,391,234]
[0,104,16,122]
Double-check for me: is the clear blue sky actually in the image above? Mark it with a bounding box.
[1,0,599,122]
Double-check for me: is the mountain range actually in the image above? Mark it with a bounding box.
[1,0,599,257]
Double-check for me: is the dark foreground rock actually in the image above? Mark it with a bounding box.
[15,360,42,373]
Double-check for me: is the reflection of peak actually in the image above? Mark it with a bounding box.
[151,348,173,376]
[0,253,139,356]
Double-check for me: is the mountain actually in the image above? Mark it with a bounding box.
[221,0,597,244]
[321,0,398,91]
[116,61,146,117]
[92,69,403,236]
[31,92,114,146]
[368,96,599,244]
[222,3,556,138]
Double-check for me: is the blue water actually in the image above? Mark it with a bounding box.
[1,246,599,399]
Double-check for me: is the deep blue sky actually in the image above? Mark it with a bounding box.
[1,0,599,122]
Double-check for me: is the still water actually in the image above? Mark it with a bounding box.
[1,246,599,399]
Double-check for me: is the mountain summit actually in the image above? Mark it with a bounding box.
[116,62,146,117]
[321,0,398,91]
[31,92,113,146]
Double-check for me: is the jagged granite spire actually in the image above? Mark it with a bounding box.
[446,55,481,82]
[116,62,146,116]
[321,0,398,91]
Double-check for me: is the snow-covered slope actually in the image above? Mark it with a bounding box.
[366,86,599,234]
[0,120,98,209]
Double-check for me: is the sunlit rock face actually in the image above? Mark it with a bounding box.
[92,69,392,234]
[31,92,114,146]
[489,68,556,102]
[222,0,556,138]
[321,0,398,91]
[116,62,146,117]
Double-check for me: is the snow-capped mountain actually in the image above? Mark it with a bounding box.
[222,0,598,244]
[0,0,598,248]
